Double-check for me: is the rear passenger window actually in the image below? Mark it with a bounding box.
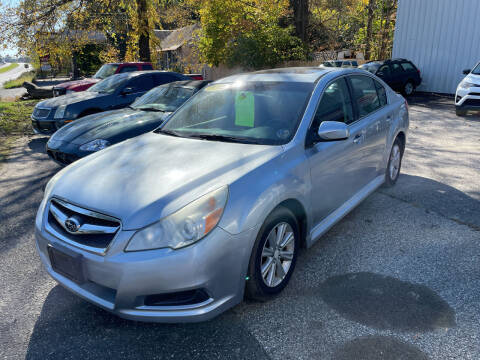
[374,80,388,107]
[313,78,354,127]
[400,62,415,72]
[125,75,154,93]
[349,75,381,117]
[119,65,139,73]
[391,63,404,74]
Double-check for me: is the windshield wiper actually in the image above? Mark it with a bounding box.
[187,134,259,144]
[156,129,184,137]
[135,106,166,112]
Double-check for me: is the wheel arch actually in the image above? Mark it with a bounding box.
[273,199,308,248]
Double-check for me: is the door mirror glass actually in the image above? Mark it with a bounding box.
[463,69,471,75]
[317,121,349,141]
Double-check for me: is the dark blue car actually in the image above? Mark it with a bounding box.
[31,71,189,135]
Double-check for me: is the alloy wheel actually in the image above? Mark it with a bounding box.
[389,144,401,181]
[260,222,295,287]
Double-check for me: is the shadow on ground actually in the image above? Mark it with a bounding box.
[380,174,480,230]
[320,272,456,332]
[25,286,268,360]
[332,336,429,360]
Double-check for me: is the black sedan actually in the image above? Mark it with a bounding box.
[46,80,210,165]
[31,71,189,135]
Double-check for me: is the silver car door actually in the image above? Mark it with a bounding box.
[305,77,360,225]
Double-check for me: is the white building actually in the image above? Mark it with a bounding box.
[393,0,480,94]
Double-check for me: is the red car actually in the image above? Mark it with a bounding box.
[53,62,153,96]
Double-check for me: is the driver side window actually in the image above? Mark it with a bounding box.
[312,78,354,130]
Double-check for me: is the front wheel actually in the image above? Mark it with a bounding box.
[245,207,299,301]
[385,138,403,187]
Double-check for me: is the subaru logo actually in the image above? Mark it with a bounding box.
[64,217,81,233]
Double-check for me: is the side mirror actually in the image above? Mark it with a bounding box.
[121,87,135,95]
[463,69,471,75]
[317,121,349,141]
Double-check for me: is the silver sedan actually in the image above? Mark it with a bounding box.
[35,67,408,322]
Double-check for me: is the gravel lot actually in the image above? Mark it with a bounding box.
[0,95,479,359]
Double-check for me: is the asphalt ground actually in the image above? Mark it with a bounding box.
[0,95,479,359]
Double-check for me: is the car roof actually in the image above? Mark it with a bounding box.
[161,80,211,90]
[216,67,335,84]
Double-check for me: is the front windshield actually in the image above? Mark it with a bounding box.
[94,64,119,79]
[472,63,480,75]
[157,81,314,145]
[88,73,129,94]
[360,62,381,73]
[131,85,195,112]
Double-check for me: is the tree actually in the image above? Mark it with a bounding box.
[0,0,163,65]
[364,0,375,60]
[195,0,306,69]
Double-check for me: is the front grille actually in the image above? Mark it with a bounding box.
[469,92,480,96]
[463,98,480,107]
[33,107,51,118]
[47,149,78,165]
[46,198,121,253]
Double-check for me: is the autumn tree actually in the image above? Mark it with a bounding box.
[195,0,306,69]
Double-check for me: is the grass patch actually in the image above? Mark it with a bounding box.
[3,71,35,89]
[0,99,38,164]
[0,99,38,136]
[0,63,19,74]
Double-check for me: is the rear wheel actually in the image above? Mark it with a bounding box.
[385,138,403,187]
[455,107,467,116]
[245,207,299,301]
[403,81,415,96]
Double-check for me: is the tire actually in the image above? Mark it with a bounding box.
[456,107,467,116]
[384,138,403,187]
[245,207,300,301]
[403,81,415,96]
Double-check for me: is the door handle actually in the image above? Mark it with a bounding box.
[353,134,362,144]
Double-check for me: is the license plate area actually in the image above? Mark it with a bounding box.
[48,245,86,284]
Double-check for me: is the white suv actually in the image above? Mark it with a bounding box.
[455,62,480,116]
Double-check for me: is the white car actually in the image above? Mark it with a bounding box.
[455,62,480,116]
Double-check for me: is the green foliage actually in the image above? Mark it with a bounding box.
[196,0,307,69]
[76,44,103,76]
[0,100,38,136]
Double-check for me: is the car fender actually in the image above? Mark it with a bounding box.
[219,147,311,238]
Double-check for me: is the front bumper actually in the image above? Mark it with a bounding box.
[455,87,480,111]
[46,140,88,166]
[35,206,256,322]
[31,116,60,135]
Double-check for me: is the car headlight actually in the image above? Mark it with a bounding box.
[79,139,110,152]
[125,186,228,251]
[459,81,474,89]
[54,105,67,119]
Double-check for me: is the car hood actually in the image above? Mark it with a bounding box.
[37,91,105,108]
[55,78,99,89]
[49,132,283,230]
[464,73,480,85]
[49,108,168,145]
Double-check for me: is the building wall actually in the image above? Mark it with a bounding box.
[393,0,480,94]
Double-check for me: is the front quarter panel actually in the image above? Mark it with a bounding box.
[220,146,311,237]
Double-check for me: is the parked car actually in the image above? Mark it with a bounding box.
[185,74,204,80]
[32,71,190,135]
[455,62,480,116]
[360,59,421,96]
[35,67,408,322]
[321,60,358,68]
[52,62,154,97]
[46,80,210,165]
